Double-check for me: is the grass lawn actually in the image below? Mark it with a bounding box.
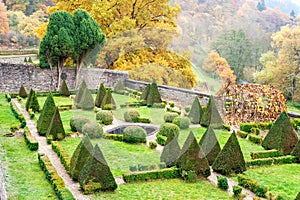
[0,94,56,199]
[90,178,233,200]
[287,101,300,114]
[240,164,300,199]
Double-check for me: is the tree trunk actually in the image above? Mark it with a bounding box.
[57,59,64,90]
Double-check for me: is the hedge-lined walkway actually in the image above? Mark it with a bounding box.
[12,99,90,200]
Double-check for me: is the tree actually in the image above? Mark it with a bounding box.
[39,11,75,89]
[188,96,203,124]
[101,89,116,110]
[95,83,106,108]
[257,0,266,12]
[254,51,278,85]
[72,9,106,87]
[25,88,34,111]
[0,1,9,36]
[176,131,211,177]
[212,29,252,81]
[262,111,298,155]
[37,93,56,136]
[212,132,246,175]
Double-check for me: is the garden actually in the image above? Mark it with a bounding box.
[1,79,300,200]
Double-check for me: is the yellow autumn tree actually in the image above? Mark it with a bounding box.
[0,1,9,36]
[203,51,236,84]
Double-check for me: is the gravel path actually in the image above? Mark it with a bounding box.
[0,160,7,200]
[12,99,90,200]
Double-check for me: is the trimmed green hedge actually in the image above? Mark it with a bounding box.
[172,116,190,129]
[237,130,248,139]
[156,134,167,146]
[237,174,267,197]
[10,101,26,128]
[96,110,113,125]
[103,133,123,141]
[248,134,262,144]
[122,167,180,183]
[123,126,147,144]
[240,122,259,133]
[38,153,75,200]
[166,107,181,115]
[250,150,280,159]
[51,141,71,173]
[164,113,179,123]
[246,155,297,167]
[23,127,38,151]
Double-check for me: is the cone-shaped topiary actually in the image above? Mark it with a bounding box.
[25,88,34,111]
[70,136,93,181]
[24,57,27,63]
[199,126,221,166]
[46,107,65,141]
[188,96,203,124]
[146,80,162,105]
[114,79,125,94]
[176,131,211,177]
[95,83,106,108]
[296,192,300,200]
[78,144,117,192]
[101,89,116,109]
[37,93,56,136]
[262,111,298,155]
[29,91,40,113]
[80,87,94,110]
[60,80,70,97]
[160,137,181,167]
[200,95,223,129]
[75,80,87,108]
[28,57,33,63]
[18,85,27,98]
[292,140,300,162]
[212,132,246,175]
[141,84,150,101]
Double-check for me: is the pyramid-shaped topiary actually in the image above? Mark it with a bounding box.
[212,132,246,175]
[70,136,93,181]
[262,111,298,155]
[188,96,203,124]
[25,88,34,111]
[114,79,125,94]
[176,131,211,177]
[95,83,106,108]
[80,87,94,110]
[292,140,300,162]
[141,84,150,101]
[60,80,70,97]
[101,89,116,109]
[37,93,56,136]
[160,137,181,167]
[29,91,40,113]
[78,144,117,192]
[296,192,300,200]
[200,95,223,129]
[46,107,65,141]
[146,80,162,105]
[199,126,221,166]
[18,85,27,98]
[74,80,87,108]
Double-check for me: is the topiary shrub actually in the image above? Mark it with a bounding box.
[96,110,113,125]
[102,103,116,110]
[291,140,300,162]
[114,79,125,94]
[233,186,242,197]
[101,89,116,110]
[188,96,203,124]
[46,107,65,141]
[149,141,157,149]
[240,122,259,133]
[82,122,103,139]
[28,57,33,63]
[60,80,70,97]
[25,88,34,111]
[95,83,106,108]
[164,112,179,123]
[18,85,27,98]
[37,93,56,136]
[70,136,93,181]
[80,88,94,110]
[176,131,211,177]
[157,123,180,145]
[141,84,150,101]
[262,111,298,155]
[296,192,300,200]
[74,80,87,108]
[70,115,90,132]
[146,80,162,105]
[200,95,223,129]
[124,109,140,122]
[212,132,246,176]
[172,116,190,129]
[217,176,229,190]
[78,144,117,193]
[160,137,181,167]
[29,91,40,113]
[199,126,221,166]
[123,126,147,144]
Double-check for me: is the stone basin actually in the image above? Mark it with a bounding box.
[106,124,158,136]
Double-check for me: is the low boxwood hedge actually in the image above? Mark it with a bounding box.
[23,127,38,151]
[250,149,280,159]
[51,141,71,173]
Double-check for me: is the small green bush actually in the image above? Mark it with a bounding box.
[157,123,180,145]
[82,122,103,139]
[223,124,231,131]
[5,94,11,102]
[29,91,40,113]
[102,104,116,110]
[181,170,197,182]
[23,127,38,151]
[248,134,262,144]
[124,110,140,122]
[164,113,179,123]
[237,130,248,139]
[149,141,157,149]
[137,117,151,123]
[123,126,147,144]
[103,133,123,141]
[251,127,260,135]
[10,124,19,133]
[96,110,113,125]
[70,116,90,132]
[259,122,273,130]
[184,106,190,113]
[217,176,229,190]
[250,150,280,159]
[233,186,242,196]
[52,141,70,173]
[166,107,181,115]
[237,174,267,197]
[246,157,274,167]
[156,133,167,146]
[240,122,259,133]
[172,116,190,129]
[169,102,175,107]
